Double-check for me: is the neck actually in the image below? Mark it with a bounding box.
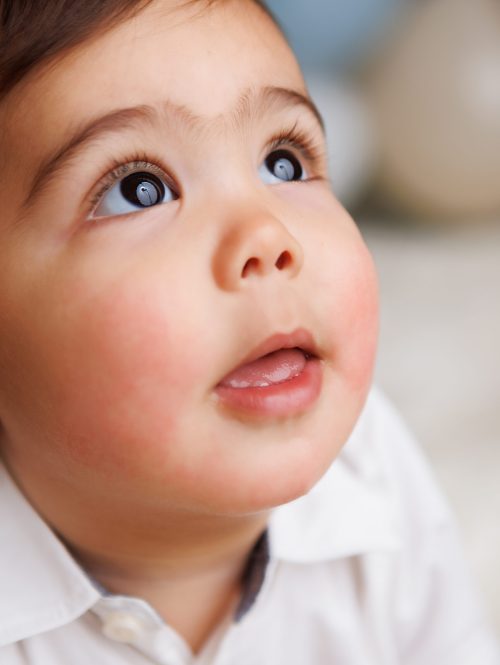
[65,508,269,577]
[2,454,271,653]
[63,510,269,654]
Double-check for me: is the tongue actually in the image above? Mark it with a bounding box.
[220,348,306,389]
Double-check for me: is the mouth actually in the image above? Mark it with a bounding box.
[214,328,323,418]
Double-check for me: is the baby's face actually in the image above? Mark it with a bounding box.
[0,0,378,519]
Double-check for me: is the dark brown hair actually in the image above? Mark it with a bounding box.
[0,0,274,99]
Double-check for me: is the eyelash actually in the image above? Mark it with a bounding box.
[267,124,324,170]
[87,155,169,214]
[87,125,325,216]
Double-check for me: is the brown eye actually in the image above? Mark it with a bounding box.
[92,169,178,219]
[264,149,304,182]
[120,172,166,207]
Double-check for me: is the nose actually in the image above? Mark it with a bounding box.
[212,209,304,291]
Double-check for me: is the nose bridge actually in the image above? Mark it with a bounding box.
[212,202,304,292]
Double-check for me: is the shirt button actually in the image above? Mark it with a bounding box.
[102,612,145,643]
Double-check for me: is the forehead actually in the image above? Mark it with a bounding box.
[2,0,304,151]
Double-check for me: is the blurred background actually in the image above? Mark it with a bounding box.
[267,0,500,634]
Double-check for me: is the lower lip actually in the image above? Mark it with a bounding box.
[214,357,323,418]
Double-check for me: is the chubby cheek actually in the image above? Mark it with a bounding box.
[334,241,379,394]
[304,208,379,398]
[289,188,379,398]
[49,277,206,479]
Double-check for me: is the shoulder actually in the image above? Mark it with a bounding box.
[271,385,453,558]
[342,389,500,663]
[270,387,500,663]
[269,385,445,561]
[348,386,452,531]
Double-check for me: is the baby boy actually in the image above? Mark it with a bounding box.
[0,0,498,663]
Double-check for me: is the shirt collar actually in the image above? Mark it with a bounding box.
[0,388,401,646]
[0,463,100,647]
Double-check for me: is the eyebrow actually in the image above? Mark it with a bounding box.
[22,86,325,209]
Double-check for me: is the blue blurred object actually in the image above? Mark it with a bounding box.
[266,0,407,71]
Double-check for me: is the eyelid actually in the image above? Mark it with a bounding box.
[265,123,326,171]
[86,154,178,219]
[83,126,324,220]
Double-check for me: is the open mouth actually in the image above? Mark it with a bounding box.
[214,329,323,418]
[218,347,316,389]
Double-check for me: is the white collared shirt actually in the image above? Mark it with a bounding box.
[1,388,498,664]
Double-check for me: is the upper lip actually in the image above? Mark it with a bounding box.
[221,328,320,380]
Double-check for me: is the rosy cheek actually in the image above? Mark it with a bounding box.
[55,279,200,475]
[341,247,379,393]
[319,232,379,396]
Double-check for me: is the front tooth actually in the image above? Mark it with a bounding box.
[228,378,271,388]
[229,379,251,388]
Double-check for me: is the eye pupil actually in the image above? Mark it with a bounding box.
[266,150,303,182]
[274,158,295,180]
[137,182,158,206]
[121,172,165,208]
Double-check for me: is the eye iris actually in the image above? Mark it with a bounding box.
[267,150,302,181]
[120,172,165,208]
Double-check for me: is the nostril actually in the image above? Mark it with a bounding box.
[275,250,292,271]
[241,251,294,278]
[242,257,260,278]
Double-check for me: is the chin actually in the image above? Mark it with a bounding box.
[207,437,339,516]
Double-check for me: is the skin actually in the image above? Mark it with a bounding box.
[0,0,379,653]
